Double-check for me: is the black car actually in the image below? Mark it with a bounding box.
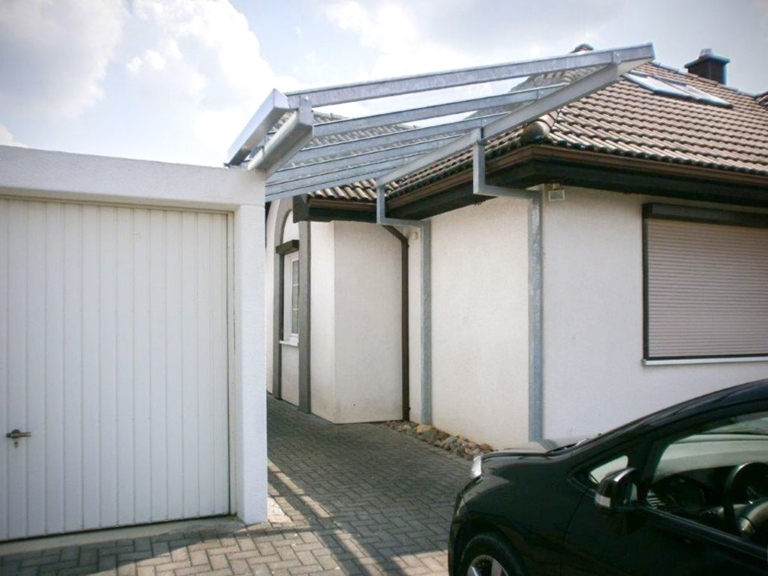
[449,379,768,575]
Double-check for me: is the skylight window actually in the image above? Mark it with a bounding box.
[626,73,731,107]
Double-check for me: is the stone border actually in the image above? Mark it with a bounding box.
[382,421,494,460]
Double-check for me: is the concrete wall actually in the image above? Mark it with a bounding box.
[406,228,423,422]
[543,187,768,438]
[333,222,402,423]
[428,197,530,449]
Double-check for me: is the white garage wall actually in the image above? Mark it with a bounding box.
[543,188,768,438]
[430,198,530,449]
[0,199,230,539]
[333,222,402,423]
[0,145,267,528]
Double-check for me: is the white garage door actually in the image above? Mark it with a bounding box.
[0,198,230,541]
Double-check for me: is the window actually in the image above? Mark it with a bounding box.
[589,454,630,486]
[290,258,299,336]
[282,252,300,343]
[644,204,768,361]
[644,411,768,542]
[626,72,731,108]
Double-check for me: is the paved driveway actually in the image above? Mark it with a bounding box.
[1,397,470,576]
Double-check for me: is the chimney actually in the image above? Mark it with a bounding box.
[685,49,730,84]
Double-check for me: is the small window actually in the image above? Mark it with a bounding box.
[282,252,300,343]
[291,258,299,336]
[644,204,768,360]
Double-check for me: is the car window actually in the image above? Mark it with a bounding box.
[643,410,768,546]
[588,454,629,485]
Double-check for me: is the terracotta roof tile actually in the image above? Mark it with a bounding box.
[308,60,768,204]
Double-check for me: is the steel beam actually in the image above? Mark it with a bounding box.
[247,101,314,177]
[268,155,417,197]
[377,56,633,187]
[312,84,563,139]
[288,114,503,166]
[482,60,621,141]
[227,89,290,166]
[270,137,455,185]
[285,44,654,107]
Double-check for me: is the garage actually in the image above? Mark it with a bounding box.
[0,146,267,541]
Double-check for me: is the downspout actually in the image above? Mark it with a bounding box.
[384,226,410,422]
[472,142,544,441]
[377,186,433,425]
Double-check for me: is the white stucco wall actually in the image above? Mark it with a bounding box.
[430,197,530,449]
[407,228,423,422]
[543,187,768,438]
[310,221,336,422]
[0,145,267,525]
[333,222,402,423]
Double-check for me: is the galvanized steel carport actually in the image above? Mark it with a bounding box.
[230,44,654,439]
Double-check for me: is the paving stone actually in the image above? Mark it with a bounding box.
[0,396,469,576]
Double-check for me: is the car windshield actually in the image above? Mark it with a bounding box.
[546,437,593,454]
[700,416,768,436]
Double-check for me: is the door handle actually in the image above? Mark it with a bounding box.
[6,429,32,440]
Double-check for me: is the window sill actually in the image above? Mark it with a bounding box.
[643,356,768,366]
[279,339,299,348]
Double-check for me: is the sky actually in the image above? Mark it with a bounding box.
[0,0,766,167]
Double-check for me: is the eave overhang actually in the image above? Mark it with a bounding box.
[296,145,768,223]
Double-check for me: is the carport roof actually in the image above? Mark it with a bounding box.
[227,44,655,202]
[298,55,768,211]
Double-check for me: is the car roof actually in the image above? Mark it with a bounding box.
[585,379,768,449]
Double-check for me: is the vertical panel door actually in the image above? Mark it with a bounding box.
[0,199,230,540]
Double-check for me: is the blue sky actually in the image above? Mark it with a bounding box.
[1,0,766,167]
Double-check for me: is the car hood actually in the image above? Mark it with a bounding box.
[493,436,586,456]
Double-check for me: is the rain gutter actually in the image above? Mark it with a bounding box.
[377,186,432,425]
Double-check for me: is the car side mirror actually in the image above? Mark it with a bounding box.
[595,467,637,515]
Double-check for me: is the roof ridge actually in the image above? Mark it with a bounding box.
[517,43,596,144]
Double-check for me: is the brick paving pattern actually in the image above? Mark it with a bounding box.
[1,397,470,576]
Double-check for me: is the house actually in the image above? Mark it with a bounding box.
[0,147,266,541]
[263,46,768,449]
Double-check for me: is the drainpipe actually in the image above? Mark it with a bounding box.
[377,186,433,425]
[384,226,410,422]
[472,143,544,441]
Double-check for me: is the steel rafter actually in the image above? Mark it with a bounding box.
[229,43,654,198]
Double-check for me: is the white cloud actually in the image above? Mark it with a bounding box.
[0,0,124,118]
[0,124,26,147]
[120,0,297,164]
[324,1,473,79]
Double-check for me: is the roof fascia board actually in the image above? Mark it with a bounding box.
[270,137,455,185]
[227,89,290,165]
[288,113,505,165]
[285,44,653,107]
[246,101,314,177]
[312,84,563,139]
